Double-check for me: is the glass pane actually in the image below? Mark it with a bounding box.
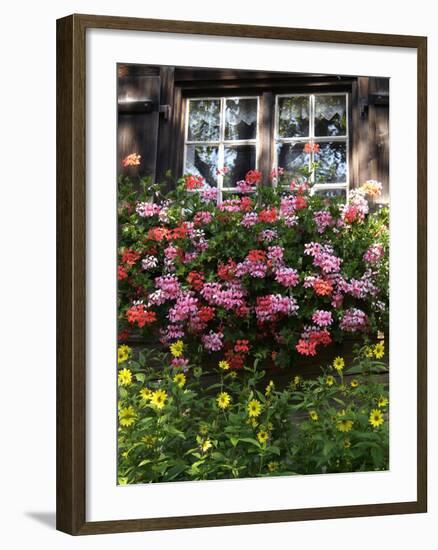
[276,142,310,180]
[187,99,221,141]
[185,145,218,186]
[314,95,347,136]
[225,98,258,140]
[277,96,309,138]
[223,145,256,187]
[313,187,347,200]
[315,141,347,183]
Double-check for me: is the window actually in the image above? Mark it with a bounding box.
[184,92,348,201]
[184,97,259,201]
[275,93,348,198]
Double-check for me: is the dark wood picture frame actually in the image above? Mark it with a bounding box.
[56,13,428,535]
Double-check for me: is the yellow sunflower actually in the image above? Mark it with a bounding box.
[257,430,269,444]
[173,372,186,388]
[117,344,132,364]
[217,391,231,409]
[333,357,345,372]
[378,396,389,408]
[139,387,152,402]
[369,408,385,428]
[336,410,354,433]
[373,342,385,359]
[268,461,278,472]
[151,389,168,410]
[247,399,262,418]
[118,368,132,386]
[118,405,137,427]
[350,379,359,388]
[309,410,319,422]
[201,439,212,452]
[326,375,335,386]
[170,340,184,358]
[218,360,230,370]
[265,380,275,396]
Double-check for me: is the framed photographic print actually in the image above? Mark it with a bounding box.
[56,14,427,535]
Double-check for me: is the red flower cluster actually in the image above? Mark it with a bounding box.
[258,208,278,223]
[167,224,189,241]
[118,265,128,281]
[122,153,141,167]
[240,196,253,212]
[313,278,333,296]
[247,249,267,263]
[126,305,157,328]
[187,271,205,291]
[234,339,250,353]
[217,259,237,281]
[198,306,215,323]
[295,329,332,356]
[294,196,308,210]
[303,142,320,154]
[121,249,140,266]
[147,227,168,242]
[245,169,262,185]
[185,175,204,190]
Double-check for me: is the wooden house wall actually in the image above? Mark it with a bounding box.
[117,65,390,201]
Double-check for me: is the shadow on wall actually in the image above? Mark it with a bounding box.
[25,511,56,529]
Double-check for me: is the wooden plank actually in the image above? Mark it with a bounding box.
[118,74,161,180]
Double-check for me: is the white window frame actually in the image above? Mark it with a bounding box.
[274,92,349,197]
[184,96,260,203]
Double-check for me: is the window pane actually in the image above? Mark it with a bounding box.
[225,98,258,140]
[313,187,347,200]
[187,99,221,141]
[277,96,309,138]
[315,141,347,183]
[314,95,347,137]
[223,145,256,187]
[185,145,218,186]
[276,142,310,180]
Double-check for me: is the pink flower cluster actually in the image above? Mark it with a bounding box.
[136,202,161,217]
[312,309,333,327]
[304,242,342,274]
[141,255,158,270]
[339,308,368,332]
[275,267,299,288]
[255,294,299,322]
[168,292,199,323]
[200,282,246,311]
[363,243,384,264]
[314,210,334,234]
[154,274,181,300]
[202,330,224,351]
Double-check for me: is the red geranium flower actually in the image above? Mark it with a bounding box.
[303,142,320,154]
[258,208,277,223]
[198,306,215,322]
[313,278,333,296]
[217,259,237,281]
[118,265,128,281]
[126,305,157,328]
[245,169,262,185]
[185,174,204,190]
[121,249,140,266]
[234,339,250,353]
[240,196,253,212]
[187,271,205,291]
[247,249,267,263]
[147,227,168,242]
[294,195,308,210]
